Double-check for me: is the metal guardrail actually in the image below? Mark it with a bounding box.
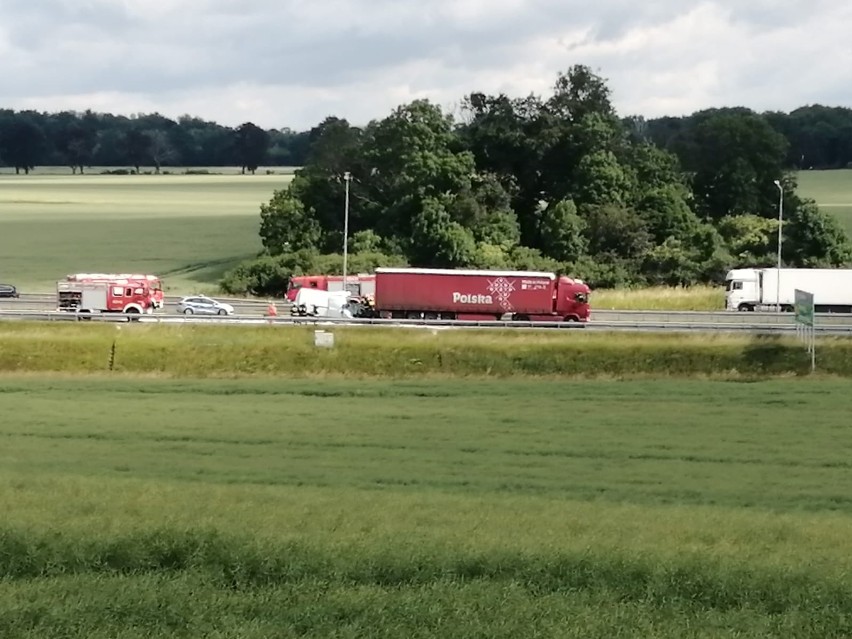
[2,310,852,335]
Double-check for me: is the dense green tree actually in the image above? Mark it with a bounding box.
[410,197,477,267]
[539,199,588,262]
[234,122,269,174]
[673,109,788,219]
[259,187,322,254]
[53,117,96,173]
[635,186,701,244]
[123,129,150,174]
[0,113,46,173]
[448,173,520,248]
[783,200,852,267]
[716,214,778,266]
[582,204,651,260]
[146,129,176,173]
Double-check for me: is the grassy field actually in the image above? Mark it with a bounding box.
[0,171,291,293]
[797,169,852,234]
[1,375,852,637]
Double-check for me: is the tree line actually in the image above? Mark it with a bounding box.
[0,109,311,174]
[221,66,852,294]
[1,95,851,176]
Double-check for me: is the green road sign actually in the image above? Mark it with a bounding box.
[795,289,814,326]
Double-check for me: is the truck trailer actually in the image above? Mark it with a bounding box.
[367,267,590,322]
[725,267,852,312]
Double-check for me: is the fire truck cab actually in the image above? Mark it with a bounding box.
[57,279,158,316]
[65,273,165,309]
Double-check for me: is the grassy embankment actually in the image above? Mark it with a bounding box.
[0,322,841,378]
[3,374,852,637]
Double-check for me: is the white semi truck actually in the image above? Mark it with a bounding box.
[725,267,852,312]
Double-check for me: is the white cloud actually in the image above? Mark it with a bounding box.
[0,0,849,129]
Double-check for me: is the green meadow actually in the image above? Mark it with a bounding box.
[2,374,852,637]
[0,171,291,293]
[797,169,852,234]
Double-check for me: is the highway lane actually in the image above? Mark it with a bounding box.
[0,294,273,316]
[1,309,851,335]
[4,293,852,326]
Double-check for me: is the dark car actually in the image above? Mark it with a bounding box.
[0,284,19,298]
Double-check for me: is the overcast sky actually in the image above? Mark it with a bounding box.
[2,0,849,131]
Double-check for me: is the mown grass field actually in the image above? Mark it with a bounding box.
[0,171,291,293]
[1,374,852,637]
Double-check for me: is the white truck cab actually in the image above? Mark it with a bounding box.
[724,268,760,311]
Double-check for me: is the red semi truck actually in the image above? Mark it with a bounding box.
[366,267,590,322]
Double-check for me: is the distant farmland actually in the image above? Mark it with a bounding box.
[0,171,291,293]
[796,168,852,234]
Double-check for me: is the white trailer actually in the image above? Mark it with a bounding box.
[725,267,852,312]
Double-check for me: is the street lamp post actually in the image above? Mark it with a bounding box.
[343,171,351,292]
[774,179,784,312]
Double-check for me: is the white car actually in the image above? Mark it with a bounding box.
[176,295,235,316]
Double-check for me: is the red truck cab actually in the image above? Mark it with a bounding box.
[553,275,590,322]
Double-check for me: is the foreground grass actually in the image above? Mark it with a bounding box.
[2,376,852,636]
[0,322,843,378]
[0,173,289,293]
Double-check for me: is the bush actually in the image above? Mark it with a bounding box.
[219,250,408,296]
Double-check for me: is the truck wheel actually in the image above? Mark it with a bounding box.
[738,304,754,312]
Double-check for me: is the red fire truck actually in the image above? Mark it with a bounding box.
[366,267,590,322]
[64,273,165,309]
[285,273,376,302]
[57,277,160,316]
